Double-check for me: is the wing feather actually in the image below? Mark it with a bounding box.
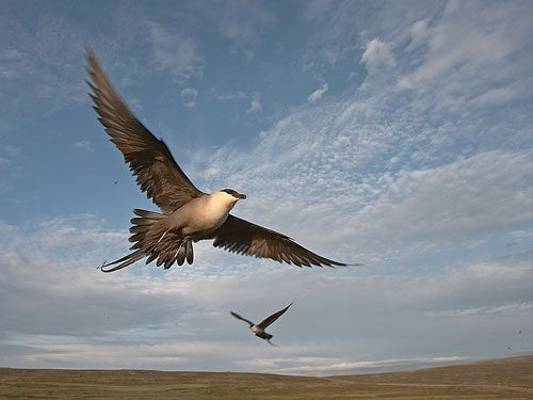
[86,51,205,212]
[230,311,254,326]
[257,303,292,329]
[212,215,346,267]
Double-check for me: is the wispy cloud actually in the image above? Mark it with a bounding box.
[307,82,328,102]
[73,140,93,152]
[180,87,199,108]
[425,303,533,318]
[262,356,471,376]
[407,19,430,50]
[247,92,262,113]
[1,216,530,370]
[361,39,396,70]
[213,90,247,102]
[0,0,531,373]
[213,0,275,58]
[148,22,204,83]
[396,0,532,112]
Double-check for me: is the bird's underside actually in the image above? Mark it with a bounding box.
[230,303,292,345]
[87,50,352,272]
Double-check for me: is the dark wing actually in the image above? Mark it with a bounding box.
[211,215,347,267]
[257,303,292,329]
[230,311,254,326]
[86,51,205,213]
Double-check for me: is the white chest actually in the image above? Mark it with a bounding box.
[200,206,229,231]
[185,194,235,233]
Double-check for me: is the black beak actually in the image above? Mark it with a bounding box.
[238,193,246,199]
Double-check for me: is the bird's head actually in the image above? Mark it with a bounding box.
[219,188,247,201]
[213,189,246,210]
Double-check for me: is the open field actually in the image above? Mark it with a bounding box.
[1,355,532,399]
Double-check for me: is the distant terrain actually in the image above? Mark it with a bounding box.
[1,355,532,399]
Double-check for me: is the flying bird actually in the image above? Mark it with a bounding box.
[230,303,292,345]
[86,51,351,272]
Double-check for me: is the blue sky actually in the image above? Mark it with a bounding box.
[0,0,532,374]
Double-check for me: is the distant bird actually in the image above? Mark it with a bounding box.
[87,51,351,272]
[231,303,292,345]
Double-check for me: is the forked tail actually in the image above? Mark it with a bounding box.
[100,209,164,273]
[99,250,145,273]
[100,209,194,272]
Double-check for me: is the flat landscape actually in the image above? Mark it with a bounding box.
[1,355,532,399]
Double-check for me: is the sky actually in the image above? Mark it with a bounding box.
[0,0,532,375]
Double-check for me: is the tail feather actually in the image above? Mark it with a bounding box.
[99,209,196,272]
[146,253,158,264]
[162,240,182,268]
[100,250,144,273]
[129,224,149,234]
[133,209,164,219]
[176,241,187,266]
[130,217,155,226]
[129,232,144,243]
[129,209,166,252]
[186,240,194,264]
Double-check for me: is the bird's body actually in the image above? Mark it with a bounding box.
[250,325,272,341]
[87,51,352,272]
[168,192,238,238]
[112,191,244,271]
[231,303,292,345]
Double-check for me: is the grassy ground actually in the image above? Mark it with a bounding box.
[0,355,531,399]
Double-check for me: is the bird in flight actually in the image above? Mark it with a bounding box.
[230,303,292,345]
[87,51,350,272]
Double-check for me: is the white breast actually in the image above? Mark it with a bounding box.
[182,193,236,235]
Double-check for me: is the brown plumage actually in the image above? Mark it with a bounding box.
[87,51,352,272]
[87,53,205,213]
[212,215,345,267]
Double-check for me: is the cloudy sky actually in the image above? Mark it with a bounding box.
[0,0,532,375]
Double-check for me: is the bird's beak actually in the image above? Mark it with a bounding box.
[238,193,247,199]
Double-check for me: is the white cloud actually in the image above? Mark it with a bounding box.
[361,39,396,69]
[247,93,262,113]
[407,19,430,50]
[397,0,532,97]
[469,85,518,107]
[214,90,247,102]
[307,82,328,102]
[149,23,204,83]
[300,0,429,69]
[263,356,471,375]
[424,302,533,318]
[211,89,263,114]
[194,72,531,266]
[350,151,533,241]
[1,215,530,372]
[214,0,275,57]
[73,140,93,152]
[180,87,198,108]
[1,0,532,374]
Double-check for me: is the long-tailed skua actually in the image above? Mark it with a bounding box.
[230,303,292,345]
[86,51,351,272]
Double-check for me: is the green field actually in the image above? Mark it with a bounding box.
[1,355,532,399]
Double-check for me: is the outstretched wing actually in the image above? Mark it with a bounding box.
[257,303,292,329]
[86,51,205,213]
[212,215,347,267]
[230,311,254,326]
